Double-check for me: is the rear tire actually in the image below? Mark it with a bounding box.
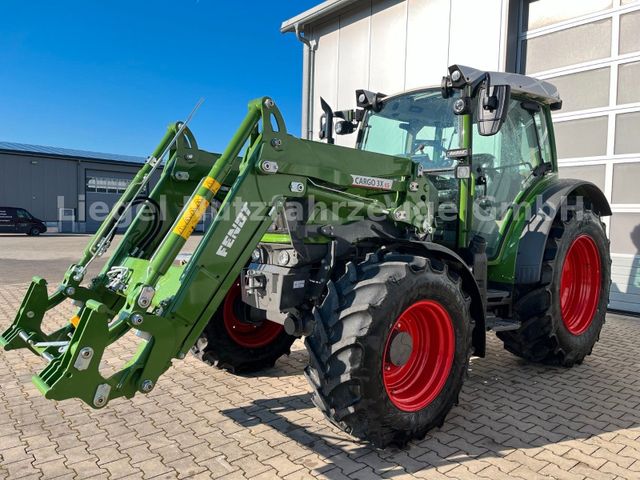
[305,252,473,448]
[497,209,611,366]
[191,279,296,373]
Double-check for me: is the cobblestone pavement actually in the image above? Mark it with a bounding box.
[1,282,640,479]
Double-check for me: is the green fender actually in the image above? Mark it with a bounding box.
[513,178,611,285]
[395,240,487,358]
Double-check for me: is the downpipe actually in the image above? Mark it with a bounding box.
[295,23,317,140]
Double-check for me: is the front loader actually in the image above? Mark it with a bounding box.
[1,65,611,447]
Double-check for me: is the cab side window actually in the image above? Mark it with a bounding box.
[16,209,31,220]
[534,109,553,165]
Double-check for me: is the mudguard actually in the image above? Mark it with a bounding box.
[400,240,487,357]
[515,178,611,285]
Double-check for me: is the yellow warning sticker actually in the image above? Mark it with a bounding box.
[69,315,80,328]
[173,195,211,240]
[202,177,221,194]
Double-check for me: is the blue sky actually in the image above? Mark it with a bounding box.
[0,0,318,156]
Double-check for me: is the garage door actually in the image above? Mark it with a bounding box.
[85,170,138,233]
[518,0,640,313]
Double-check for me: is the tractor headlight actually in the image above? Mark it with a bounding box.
[277,250,290,266]
[455,165,471,179]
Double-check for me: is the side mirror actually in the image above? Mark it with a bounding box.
[319,97,334,144]
[477,84,510,136]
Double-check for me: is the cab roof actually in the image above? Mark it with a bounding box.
[451,65,562,110]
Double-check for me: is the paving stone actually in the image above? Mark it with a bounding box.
[230,454,271,478]
[68,458,108,479]
[164,455,207,479]
[245,469,279,480]
[444,464,486,479]
[132,457,175,479]
[264,453,305,476]
[0,445,32,464]
[1,278,640,480]
[534,449,578,471]
[101,458,142,479]
[37,458,74,478]
[570,463,616,480]
[477,465,523,480]
[509,465,552,480]
[504,450,548,472]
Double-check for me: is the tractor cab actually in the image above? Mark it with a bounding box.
[329,65,562,257]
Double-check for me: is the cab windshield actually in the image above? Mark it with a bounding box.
[360,89,462,248]
[360,89,460,171]
[359,87,552,258]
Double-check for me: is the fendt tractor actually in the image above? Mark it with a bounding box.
[1,65,611,447]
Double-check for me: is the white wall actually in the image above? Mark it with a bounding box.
[307,0,509,145]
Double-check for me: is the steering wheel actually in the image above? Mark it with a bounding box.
[472,154,496,210]
[472,153,496,171]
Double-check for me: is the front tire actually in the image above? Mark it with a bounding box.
[498,209,611,366]
[305,252,473,448]
[191,280,296,373]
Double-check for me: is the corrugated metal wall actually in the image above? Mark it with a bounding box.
[0,153,78,221]
[0,153,142,232]
[307,0,509,146]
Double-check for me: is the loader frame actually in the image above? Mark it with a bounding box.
[1,96,444,407]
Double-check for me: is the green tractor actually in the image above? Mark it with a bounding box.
[1,65,611,447]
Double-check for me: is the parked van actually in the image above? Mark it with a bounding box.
[0,207,47,236]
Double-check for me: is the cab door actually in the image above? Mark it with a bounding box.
[470,97,551,258]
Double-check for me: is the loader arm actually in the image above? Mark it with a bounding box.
[1,97,421,408]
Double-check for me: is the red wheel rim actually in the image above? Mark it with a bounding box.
[560,234,602,336]
[383,300,455,412]
[222,281,284,348]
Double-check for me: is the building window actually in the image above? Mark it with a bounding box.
[620,9,640,55]
[617,61,640,104]
[524,19,612,74]
[86,176,139,194]
[612,163,640,203]
[526,0,612,31]
[545,68,610,112]
[615,111,640,154]
[554,116,609,158]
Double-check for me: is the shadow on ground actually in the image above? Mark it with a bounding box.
[223,315,640,478]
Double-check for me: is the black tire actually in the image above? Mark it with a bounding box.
[305,251,473,448]
[191,280,296,374]
[28,227,41,236]
[497,209,611,367]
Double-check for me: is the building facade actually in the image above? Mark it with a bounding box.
[0,142,155,233]
[283,0,640,313]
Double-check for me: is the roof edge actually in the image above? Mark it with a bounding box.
[0,148,147,166]
[281,0,359,33]
[0,141,146,165]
